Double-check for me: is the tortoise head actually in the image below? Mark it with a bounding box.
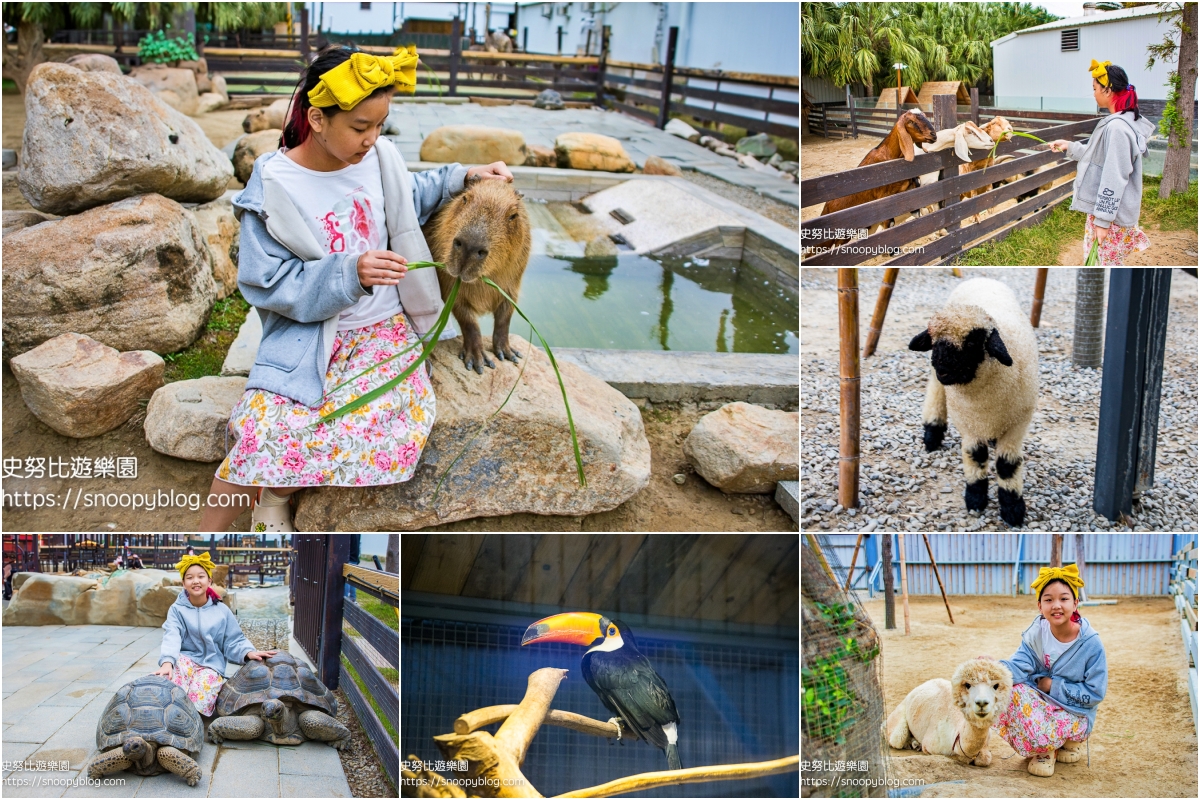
[262,699,285,721]
[123,736,150,761]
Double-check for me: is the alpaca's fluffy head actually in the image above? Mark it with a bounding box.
[951,656,1013,727]
[909,304,1013,385]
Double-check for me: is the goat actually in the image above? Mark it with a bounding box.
[921,118,1014,227]
[958,117,1014,223]
[815,110,938,248]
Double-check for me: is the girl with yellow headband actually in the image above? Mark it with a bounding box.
[150,553,278,716]
[993,564,1108,778]
[199,44,514,532]
[1047,61,1154,265]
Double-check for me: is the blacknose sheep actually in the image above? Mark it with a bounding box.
[908,278,1038,526]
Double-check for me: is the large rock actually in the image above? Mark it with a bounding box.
[197,91,228,113]
[190,190,240,298]
[2,569,197,627]
[643,155,683,176]
[211,74,229,102]
[64,53,123,74]
[129,65,200,114]
[735,132,777,158]
[294,334,650,530]
[2,209,54,236]
[233,129,282,184]
[554,132,635,172]
[9,333,164,438]
[144,376,247,462]
[664,117,701,142]
[419,125,528,166]
[683,402,799,493]
[2,193,218,361]
[18,62,233,214]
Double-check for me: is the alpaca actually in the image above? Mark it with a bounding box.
[884,656,1013,767]
[908,277,1038,527]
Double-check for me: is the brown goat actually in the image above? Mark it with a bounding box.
[958,116,1014,223]
[816,110,938,247]
[423,179,532,374]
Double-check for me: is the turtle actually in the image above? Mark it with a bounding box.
[89,676,204,786]
[208,652,351,749]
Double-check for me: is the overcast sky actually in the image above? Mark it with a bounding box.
[1036,2,1088,21]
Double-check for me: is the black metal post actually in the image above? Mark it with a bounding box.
[556,25,563,55]
[449,17,460,96]
[319,535,351,689]
[522,26,528,53]
[300,7,310,60]
[656,26,678,130]
[1093,268,1173,521]
[595,24,609,107]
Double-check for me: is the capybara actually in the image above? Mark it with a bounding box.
[422,179,531,373]
[243,98,291,133]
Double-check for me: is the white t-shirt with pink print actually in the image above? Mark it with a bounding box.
[265,146,403,331]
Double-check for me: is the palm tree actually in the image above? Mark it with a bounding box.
[802,2,925,97]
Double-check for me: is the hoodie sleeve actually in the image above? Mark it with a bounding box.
[410,163,469,226]
[237,210,369,324]
[1050,646,1107,710]
[159,605,183,668]
[218,606,257,666]
[1064,140,1088,162]
[1089,125,1137,228]
[1000,640,1042,687]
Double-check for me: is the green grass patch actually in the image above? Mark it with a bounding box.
[162,292,251,383]
[379,667,398,684]
[340,653,398,747]
[1141,176,1198,230]
[2,78,17,94]
[356,595,399,632]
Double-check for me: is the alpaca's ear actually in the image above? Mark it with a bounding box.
[986,328,1013,366]
[909,330,933,351]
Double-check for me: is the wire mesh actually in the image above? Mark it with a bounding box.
[401,617,798,798]
[802,535,888,798]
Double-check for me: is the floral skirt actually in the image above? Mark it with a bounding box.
[1083,214,1151,265]
[216,313,435,487]
[993,682,1089,757]
[170,655,224,716]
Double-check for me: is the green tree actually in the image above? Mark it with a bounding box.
[1146,1,1197,198]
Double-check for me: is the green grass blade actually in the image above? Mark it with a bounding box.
[314,278,461,427]
[480,276,586,487]
[981,131,1048,175]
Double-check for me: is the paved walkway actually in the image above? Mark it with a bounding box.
[385,101,799,207]
[2,625,352,798]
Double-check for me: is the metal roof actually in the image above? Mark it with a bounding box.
[1006,6,1167,35]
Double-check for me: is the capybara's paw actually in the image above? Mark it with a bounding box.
[494,340,522,363]
[460,346,495,374]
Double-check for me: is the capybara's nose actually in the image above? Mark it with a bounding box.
[453,236,489,262]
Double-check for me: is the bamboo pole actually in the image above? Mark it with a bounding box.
[898,533,911,635]
[838,268,860,509]
[804,534,838,584]
[862,268,900,358]
[1031,268,1048,328]
[1075,534,1088,602]
[843,534,863,593]
[881,533,896,630]
[922,534,954,624]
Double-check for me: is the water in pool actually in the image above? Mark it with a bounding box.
[473,203,798,354]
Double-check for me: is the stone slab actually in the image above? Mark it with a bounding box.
[278,740,345,776]
[3,149,17,170]
[776,480,799,523]
[279,773,354,797]
[221,310,260,376]
[1,767,79,797]
[40,682,111,709]
[205,745,280,797]
[3,703,80,744]
[3,741,43,778]
[556,349,798,408]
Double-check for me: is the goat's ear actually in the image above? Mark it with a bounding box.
[986,328,1013,366]
[909,330,933,351]
[899,123,915,161]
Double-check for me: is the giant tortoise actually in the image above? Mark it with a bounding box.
[89,676,204,785]
[208,652,351,749]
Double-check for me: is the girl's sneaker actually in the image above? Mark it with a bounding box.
[251,488,295,532]
[1028,752,1056,776]
[1056,738,1083,763]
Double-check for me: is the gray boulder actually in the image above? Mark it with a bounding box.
[683,402,798,493]
[128,65,200,114]
[18,62,233,215]
[9,332,164,438]
[2,193,217,361]
[534,89,565,110]
[735,132,777,158]
[144,376,247,462]
[294,335,650,530]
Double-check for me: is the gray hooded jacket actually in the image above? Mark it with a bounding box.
[1000,614,1108,732]
[232,137,468,407]
[158,590,257,676]
[1065,110,1156,228]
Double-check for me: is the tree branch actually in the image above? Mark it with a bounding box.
[553,754,801,798]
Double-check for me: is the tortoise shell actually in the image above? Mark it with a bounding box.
[215,652,336,717]
[96,676,203,756]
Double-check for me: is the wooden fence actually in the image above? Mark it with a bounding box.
[1171,540,1197,735]
[801,112,1101,265]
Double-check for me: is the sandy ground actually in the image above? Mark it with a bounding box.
[800,132,1195,266]
[859,594,1198,798]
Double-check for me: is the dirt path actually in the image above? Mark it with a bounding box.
[861,594,1198,798]
[1055,225,1198,266]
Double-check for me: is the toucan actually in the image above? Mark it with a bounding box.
[521,612,682,770]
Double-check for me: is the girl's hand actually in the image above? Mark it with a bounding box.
[1094,225,1109,244]
[245,650,279,662]
[466,162,514,184]
[1037,676,1052,693]
[152,662,173,678]
[357,250,407,287]
[1048,139,1071,153]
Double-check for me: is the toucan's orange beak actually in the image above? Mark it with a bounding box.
[521,612,604,646]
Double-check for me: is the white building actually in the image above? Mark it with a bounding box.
[991,5,1175,112]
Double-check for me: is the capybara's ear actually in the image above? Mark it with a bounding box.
[909,330,933,351]
[514,191,525,199]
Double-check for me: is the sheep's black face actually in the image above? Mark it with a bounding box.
[931,328,989,384]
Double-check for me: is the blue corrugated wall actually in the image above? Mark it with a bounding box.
[811,534,1193,596]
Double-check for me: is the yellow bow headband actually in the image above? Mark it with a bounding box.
[1089,59,1112,88]
[1030,564,1085,598]
[308,46,419,110]
[175,552,215,581]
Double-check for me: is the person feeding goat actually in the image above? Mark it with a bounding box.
[908,277,1038,527]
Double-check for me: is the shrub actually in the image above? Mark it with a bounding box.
[138,27,199,65]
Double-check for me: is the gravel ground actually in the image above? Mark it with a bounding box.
[332,686,396,797]
[801,267,1199,532]
[678,168,799,231]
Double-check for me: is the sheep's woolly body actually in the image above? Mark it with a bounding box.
[911,278,1039,526]
[884,657,1013,767]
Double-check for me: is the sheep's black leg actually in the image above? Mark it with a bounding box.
[997,455,1027,527]
[923,423,946,451]
[963,441,989,512]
